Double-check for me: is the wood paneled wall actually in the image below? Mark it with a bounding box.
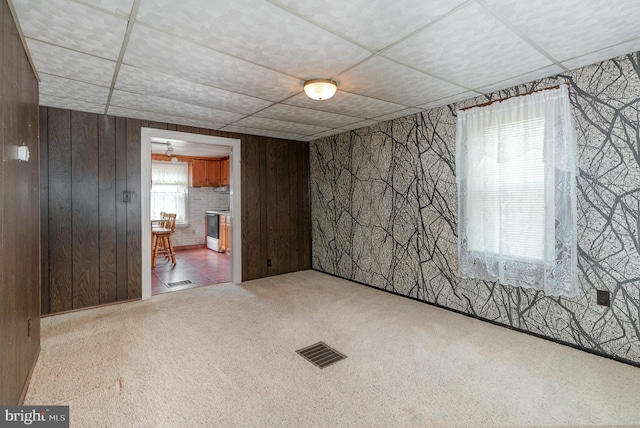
[0,0,41,404]
[241,135,311,280]
[40,111,311,314]
[40,109,142,314]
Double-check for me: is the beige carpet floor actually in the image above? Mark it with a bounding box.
[26,270,640,427]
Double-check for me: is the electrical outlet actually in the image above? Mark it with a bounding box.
[28,318,31,337]
[596,290,611,307]
[267,259,272,267]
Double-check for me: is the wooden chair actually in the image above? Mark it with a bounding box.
[151,211,166,229]
[152,213,176,267]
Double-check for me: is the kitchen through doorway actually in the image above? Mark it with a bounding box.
[141,128,242,300]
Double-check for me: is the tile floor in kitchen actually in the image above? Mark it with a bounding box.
[152,247,231,295]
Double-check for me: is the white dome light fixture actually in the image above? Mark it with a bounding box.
[303,78,338,101]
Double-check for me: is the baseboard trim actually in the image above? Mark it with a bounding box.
[174,244,206,251]
[19,346,40,405]
[312,268,640,369]
[41,298,141,318]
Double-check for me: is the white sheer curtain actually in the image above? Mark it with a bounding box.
[456,86,580,298]
[151,161,189,225]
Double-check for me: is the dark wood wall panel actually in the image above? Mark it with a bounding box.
[299,143,311,269]
[275,141,291,276]
[148,121,167,130]
[240,136,311,279]
[39,107,49,314]
[71,111,100,308]
[125,119,143,299]
[40,110,143,313]
[258,138,269,278]
[18,37,40,399]
[98,115,117,304]
[48,108,73,313]
[0,1,18,400]
[241,135,263,280]
[288,141,300,273]
[1,0,41,404]
[265,139,280,276]
[41,108,312,313]
[114,116,128,301]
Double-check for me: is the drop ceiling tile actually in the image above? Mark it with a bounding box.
[298,135,322,142]
[384,2,552,89]
[476,65,564,94]
[107,106,227,130]
[232,116,328,136]
[254,104,362,128]
[81,0,134,16]
[123,25,301,102]
[110,90,246,124]
[338,120,381,131]
[337,56,468,106]
[135,0,371,77]
[25,39,116,86]
[284,91,406,118]
[13,0,128,60]
[417,91,481,111]
[220,125,305,141]
[484,0,640,61]
[39,74,110,106]
[116,65,273,115]
[40,94,105,115]
[561,39,640,71]
[373,108,424,122]
[306,129,349,140]
[270,0,466,51]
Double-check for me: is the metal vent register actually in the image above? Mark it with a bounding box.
[166,280,193,287]
[296,342,346,369]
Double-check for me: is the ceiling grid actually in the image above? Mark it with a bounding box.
[9,0,640,141]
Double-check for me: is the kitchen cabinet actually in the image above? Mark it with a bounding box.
[191,159,220,187]
[220,214,231,253]
[191,160,208,186]
[207,160,221,186]
[220,158,230,186]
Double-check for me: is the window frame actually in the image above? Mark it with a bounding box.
[150,161,189,226]
[455,85,580,298]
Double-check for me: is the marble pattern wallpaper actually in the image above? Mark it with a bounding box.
[310,52,640,364]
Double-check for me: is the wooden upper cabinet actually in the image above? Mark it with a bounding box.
[190,159,221,187]
[191,159,209,187]
[207,160,221,187]
[220,158,230,186]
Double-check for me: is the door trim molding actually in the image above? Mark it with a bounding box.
[140,128,242,299]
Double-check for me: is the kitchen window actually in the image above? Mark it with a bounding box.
[151,161,189,225]
[455,85,580,298]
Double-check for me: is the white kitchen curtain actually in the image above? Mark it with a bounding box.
[456,86,580,298]
[151,161,189,224]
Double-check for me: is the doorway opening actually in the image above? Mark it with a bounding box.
[141,128,242,299]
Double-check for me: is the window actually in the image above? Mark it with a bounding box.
[151,161,189,225]
[456,86,580,298]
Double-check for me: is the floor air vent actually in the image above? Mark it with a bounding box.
[296,342,346,369]
[166,280,193,287]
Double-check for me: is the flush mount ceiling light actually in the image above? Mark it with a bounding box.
[303,78,338,101]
